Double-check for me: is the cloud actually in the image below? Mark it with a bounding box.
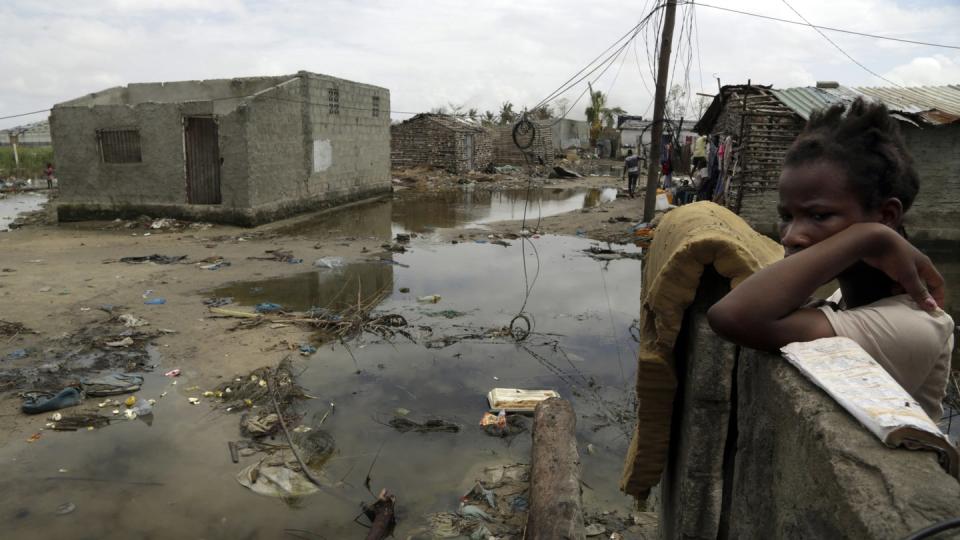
[1,0,959,129]
[884,54,960,86]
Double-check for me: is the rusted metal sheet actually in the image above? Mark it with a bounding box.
[184,117,221,205]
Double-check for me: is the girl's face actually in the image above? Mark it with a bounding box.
[777,160,879,257]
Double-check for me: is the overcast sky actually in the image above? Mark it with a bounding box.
[1,0,958,129]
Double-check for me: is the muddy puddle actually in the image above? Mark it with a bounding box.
[0,192,47,231]
[1,235,642,539]
[278,186,617,239]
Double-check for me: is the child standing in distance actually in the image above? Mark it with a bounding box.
[707,98,954,421]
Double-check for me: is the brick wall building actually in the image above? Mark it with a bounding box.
[694,82,960,241]
[50,71,390,226]
[390,114,492,173]
[491,120,554,167]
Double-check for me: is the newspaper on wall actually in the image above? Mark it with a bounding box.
[781,336,958,477]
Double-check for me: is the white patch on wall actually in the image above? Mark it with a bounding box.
[312,139,333,172]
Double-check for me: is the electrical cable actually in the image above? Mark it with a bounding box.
[779,0,902,88]
[903,517,960,540]
[681,1,960,50]
[0,108,52,121]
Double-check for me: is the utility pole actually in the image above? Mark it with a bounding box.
[642,0,678,222]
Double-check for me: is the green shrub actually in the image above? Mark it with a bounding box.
[0,146,54,178]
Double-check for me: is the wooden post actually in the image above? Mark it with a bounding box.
[527,398,585,540]
[642,0,679,222]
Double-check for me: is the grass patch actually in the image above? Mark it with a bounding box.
[0,146,53,178]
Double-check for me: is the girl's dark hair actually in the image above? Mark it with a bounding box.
[784,97,919,212]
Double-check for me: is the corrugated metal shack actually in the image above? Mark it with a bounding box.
[694,82,960,241]
[390,114,492,173]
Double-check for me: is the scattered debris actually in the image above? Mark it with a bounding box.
[118,314,149,328]
[417,294,442,304]
[487,388,560,413]
[114,254,187,265]
[255,302,283,314]
[313,257,344,269]
[0,320,34,337]
[105,337,134,348]
[203,297,234,307]
[249,249,302,264]
[583,246,643,261]
[144,298,166,305]
[82,373,144,396]
[552,166,583,179]
[387,417,460,433]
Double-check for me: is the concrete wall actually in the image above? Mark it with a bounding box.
[52,71,390,225]
[551,119,589,150]
[902,123,960,243]
[728,122,960,242]
[656,269,960,539]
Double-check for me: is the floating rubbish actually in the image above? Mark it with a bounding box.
[22,388,82,415]
[124,396,137,407]
[255,302,283,314]
[27,433,41,443]
[202,297,233,307]
[119,314,149,327]
[388,417,459,433]
[575,228,586,237]
[144,298,166,305]
[188,397,201,405]
[417,294,442,304]
[399,287,410,293]
[487,388,560,413]
[55,502,76,516]
[474,239,488,244]
[165,369,181,377]
[298,344,317,355]
[124,398,153,419]
[82,373,143,397]
[313,257,343,269]
[105,337,135,348]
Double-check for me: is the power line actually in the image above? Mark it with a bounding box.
[779,0,902,88]
[0,108,51,121]
[685,1,960,50]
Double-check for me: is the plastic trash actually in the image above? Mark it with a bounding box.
[313,257,344,269]
[576,228,586,237]
[655,191,674,211]
[144,298,166,305]
[255,302,283,313]
[119,314,149,327]
[22,388,82,415]
[299,344,317,355]
[164,369,181,377]
[7,348,28,360]
[417,294,442,304]
[124,398,153,419]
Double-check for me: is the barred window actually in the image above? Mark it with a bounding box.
[372,95,380,117]
[97,129,142,163]
[328,88,339,114]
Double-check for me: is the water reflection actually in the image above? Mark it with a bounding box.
[210,261,395,312]
[0,192,46,231]
[278,187,617,239]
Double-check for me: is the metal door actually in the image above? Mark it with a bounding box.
[464,134,475,170]
[185,117,222,204]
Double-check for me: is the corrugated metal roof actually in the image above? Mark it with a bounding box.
[855,85,960,117]
[771,84,960,125]
[769,87,846,121]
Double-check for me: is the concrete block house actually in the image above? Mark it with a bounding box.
[50,71,391,225]
[390,113,492,173]
[694,82,960,241]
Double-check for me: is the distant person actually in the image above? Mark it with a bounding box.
[623,150,640,198]
[691,134,707,176]
[44,163,54,190]
[661,142,673,189]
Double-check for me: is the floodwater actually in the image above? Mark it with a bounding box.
[1,235,642,539]
[0,192,46,231]
[277,186,618,239]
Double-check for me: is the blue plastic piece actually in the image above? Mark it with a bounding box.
[144,298,166,305]
[255,302,283,313]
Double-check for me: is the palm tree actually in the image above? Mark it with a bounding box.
[498,101,517,126]
[604,106,627,129]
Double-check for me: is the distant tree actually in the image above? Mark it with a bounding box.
[467,108,478,120]
[555,97,571,118]
[498,101,517,126]
[665,84,688,121]
[482,110,497,127]
[448,102,465,116]
[604,106,627,129]
[531,105,554,120]
[585,83,606,146]
[429,105,449,115]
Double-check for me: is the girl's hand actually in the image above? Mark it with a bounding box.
[860,224,945,311]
